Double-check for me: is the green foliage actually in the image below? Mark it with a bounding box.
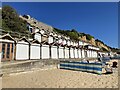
[54,27,94,41]
[86,34,94,40]
[68,29,79,41]
[53,28,79,41]
[2,5,28,33]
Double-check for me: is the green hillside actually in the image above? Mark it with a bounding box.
[2,5,31,38]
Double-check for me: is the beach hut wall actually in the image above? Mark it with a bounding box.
[58,46,64,59]
[67,40,70,46]
[70,47,74,58]
[16,37,30,60]
[64,47,69,59]
[74,48,78,58]
[51,45,58,59]
[48,35,54,44]
[87,50,90,58]
[81,49,85,58]
[30,40,41,59]
[78,49,82,58]
[41,45,50,59]
[34,32,42,42]
[89,50,92,58]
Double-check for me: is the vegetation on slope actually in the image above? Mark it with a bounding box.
[53,28,94,41]
[2,5,29,34]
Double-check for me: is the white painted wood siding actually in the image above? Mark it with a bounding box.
[41,45,49,59]
[34,33,41,42]
[82,49,85,58]
[16,43,29,60]
[74,48,78,58]
[65,47,69,58]
[59,47,64,58]
[70,48,74,58]
[51,46,58,59]
[30,44,40,59]
[78,49,81,58]
[48,36,53,44]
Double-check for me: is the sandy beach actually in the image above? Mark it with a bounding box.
[2,61,118,88]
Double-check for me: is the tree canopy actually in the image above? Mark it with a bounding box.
[2,5,28,33]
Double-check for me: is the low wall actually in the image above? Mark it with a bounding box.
[2,59,60,75]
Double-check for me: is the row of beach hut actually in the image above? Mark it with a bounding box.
[0,32,106,61]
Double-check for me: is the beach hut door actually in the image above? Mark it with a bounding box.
[2,43,14,61]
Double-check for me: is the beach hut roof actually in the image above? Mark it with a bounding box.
[17,36,30,43]
[31,39,41,44]
[0,33,16,41]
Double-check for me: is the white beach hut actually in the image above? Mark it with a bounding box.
[16,37,30,60]
[30,40,41,60]
[70,47,74,58]
[41,44,50,59]
[58,46,64,59]
[81,49,85,58]
[74,47,78,58]
[78,48,82,58]
[64,47,69,59]
[51,44,58,59]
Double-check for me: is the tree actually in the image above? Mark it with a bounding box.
[2,5,28,33]
[86,34,94,40]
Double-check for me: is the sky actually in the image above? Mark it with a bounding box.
[2,2,118,48]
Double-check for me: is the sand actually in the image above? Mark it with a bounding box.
[2,68,118,88]
[1,59,119,88]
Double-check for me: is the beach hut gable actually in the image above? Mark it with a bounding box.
[31,39,41,44]
[17,37,30,44]
[0,33,16,43]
